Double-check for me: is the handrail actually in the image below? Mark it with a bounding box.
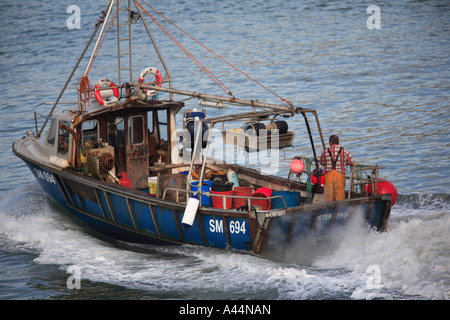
[348,164,385,198]
[33,102,79,135]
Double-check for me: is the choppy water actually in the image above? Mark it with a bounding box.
[0,0,449,300]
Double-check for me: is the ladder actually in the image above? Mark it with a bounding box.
[116,0,134,85]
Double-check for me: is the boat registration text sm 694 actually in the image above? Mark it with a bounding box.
[209,219,247,235]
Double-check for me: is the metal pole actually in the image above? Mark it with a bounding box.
[197,121,214,185]
[37,17,105,137]
[83,0,116,77]
[140,84,295,114]
[187,119,203,188]
[133,0,173,99]
[312,110,326,150]
[301,111,320,173]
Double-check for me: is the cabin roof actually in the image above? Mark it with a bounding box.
[72,99,185,124]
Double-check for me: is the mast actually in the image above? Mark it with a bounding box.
[37,5,111,137]
[116,0,134,85]
[133,0,173,99]
[83,0,116,78]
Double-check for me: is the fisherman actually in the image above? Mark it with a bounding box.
[319,135,355,201]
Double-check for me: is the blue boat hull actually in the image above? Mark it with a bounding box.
[22,159,254,250]
[17,153,391,263]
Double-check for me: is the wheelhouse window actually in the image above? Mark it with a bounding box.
[81,120,99,144]
[156,109,168,141]
[147,111,153,134]
[57,120,70,154]
[46,119,57,146]
[113,116,125,147]
[128,115,144,145]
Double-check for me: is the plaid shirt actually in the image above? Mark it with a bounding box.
[320,144,355,175]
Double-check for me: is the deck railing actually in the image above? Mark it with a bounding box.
[348,164,385,198]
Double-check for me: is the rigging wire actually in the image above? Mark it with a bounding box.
[77,0,121,113]
[86,0,122,76]
[80,0,292,109]
[135,1,233,96]
[138,0,292,107]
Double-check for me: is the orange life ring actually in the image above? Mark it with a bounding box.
[138,67,162,97]
[94,78,120,107]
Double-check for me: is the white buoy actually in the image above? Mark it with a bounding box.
[182,197,200,230]
[49,155,69,169]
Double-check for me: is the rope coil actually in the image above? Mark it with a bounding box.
[77,75,93,112]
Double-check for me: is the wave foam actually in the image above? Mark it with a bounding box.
[1,186,448,299]
[314,204,449,299]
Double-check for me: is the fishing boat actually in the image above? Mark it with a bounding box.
[12,0,396,264]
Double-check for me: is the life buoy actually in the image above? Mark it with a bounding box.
[138,67,162,97]
[94,78,120,107]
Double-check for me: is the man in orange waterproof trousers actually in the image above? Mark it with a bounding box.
[320,135,355,201]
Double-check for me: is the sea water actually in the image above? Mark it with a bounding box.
[0,0,448,300]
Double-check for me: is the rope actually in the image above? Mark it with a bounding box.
[76,75,92,113]
[137,0,292,106]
